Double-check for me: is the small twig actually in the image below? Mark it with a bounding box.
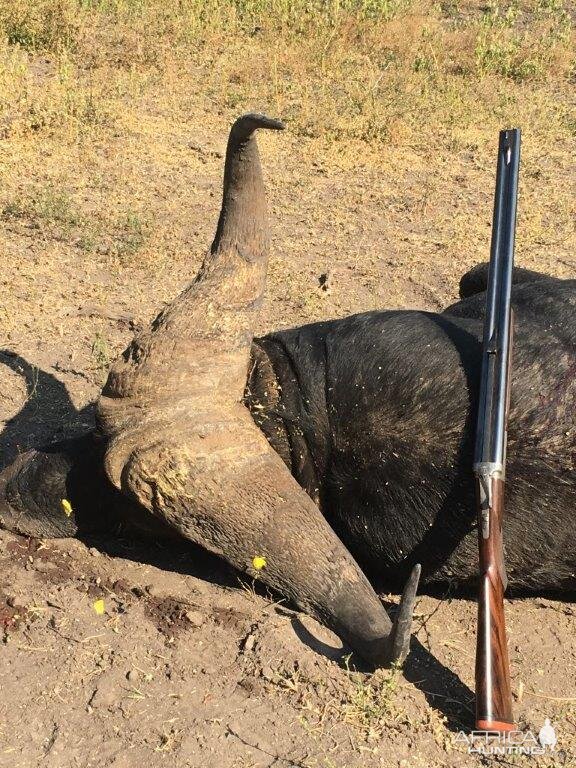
[419,688,475,714]
[226,726,311,768]
[42,724,58,758]
[124,686,147,700]
[414,584,454,651]
[50,626,105,645]
[525,691,576,702]
[17,644,50,653]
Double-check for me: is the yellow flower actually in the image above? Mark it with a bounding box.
[61,499,73,517]
[252,555,267,570]
[93,599,105,615]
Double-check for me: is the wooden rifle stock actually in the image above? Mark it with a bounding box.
[475,477,514,731]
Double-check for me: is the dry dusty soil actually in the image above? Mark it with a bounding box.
[1,113,575,768]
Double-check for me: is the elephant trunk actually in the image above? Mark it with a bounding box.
[95,113,420,667]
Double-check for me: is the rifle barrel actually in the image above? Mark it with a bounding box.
[474,129,521,473]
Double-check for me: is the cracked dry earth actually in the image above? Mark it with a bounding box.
[1,115,575,768]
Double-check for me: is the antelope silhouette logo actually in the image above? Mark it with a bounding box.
[538,719,557,751]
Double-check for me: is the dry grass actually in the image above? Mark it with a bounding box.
[268,660,406,750]
[0,0,574,345]
[0,0,573,141]
[0,0,573,263]
[342,665,402,741]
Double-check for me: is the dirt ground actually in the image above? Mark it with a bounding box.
[1,41,576,767]
[1,118,575,768]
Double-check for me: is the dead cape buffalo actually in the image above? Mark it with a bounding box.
[1,114,574,669]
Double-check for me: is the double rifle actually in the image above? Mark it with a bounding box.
[474,128,521,732]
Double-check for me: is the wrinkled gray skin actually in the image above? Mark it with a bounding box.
[1,115,574,670]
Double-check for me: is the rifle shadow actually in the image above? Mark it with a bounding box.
[404,635,475,731]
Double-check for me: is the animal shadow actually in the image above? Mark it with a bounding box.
[0,350,95,471]
[290,612,474,732]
